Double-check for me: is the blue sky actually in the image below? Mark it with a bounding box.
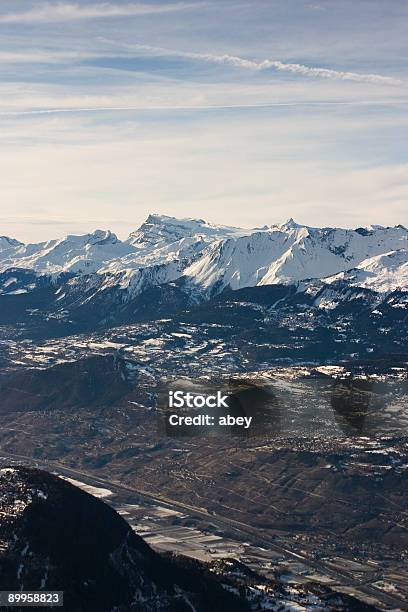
[0,0,407,241]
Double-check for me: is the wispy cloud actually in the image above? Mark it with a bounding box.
[1,45,400,88]
[0,2,203,24]
[0,50,96,63]
[1,45,400,87]
[124,43,402,86]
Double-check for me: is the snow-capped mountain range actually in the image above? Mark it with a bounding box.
[1,214,407,297]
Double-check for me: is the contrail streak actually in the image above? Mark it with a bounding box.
[111,42,402,86]
[1,100,407,117]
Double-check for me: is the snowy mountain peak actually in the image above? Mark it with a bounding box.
[126,214,246,248]
[0,229,135,275]
[146,213,206,226]
[0,236,23,252]
[364,224,385,231]
[55,229,119,246]
[128,214,208,246]
[86,229,119,245]
[278,218,305,230]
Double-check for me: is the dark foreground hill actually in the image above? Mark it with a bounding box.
[0,467,248,612]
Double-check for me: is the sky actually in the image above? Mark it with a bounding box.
[0,0,407,242]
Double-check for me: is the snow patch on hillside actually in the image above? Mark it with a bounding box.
[324,249,408,293]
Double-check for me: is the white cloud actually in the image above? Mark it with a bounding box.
[0,2,203,24]
[126,43,402,86]
[258,59,401,86]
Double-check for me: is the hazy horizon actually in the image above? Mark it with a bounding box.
[3,212,407,245]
